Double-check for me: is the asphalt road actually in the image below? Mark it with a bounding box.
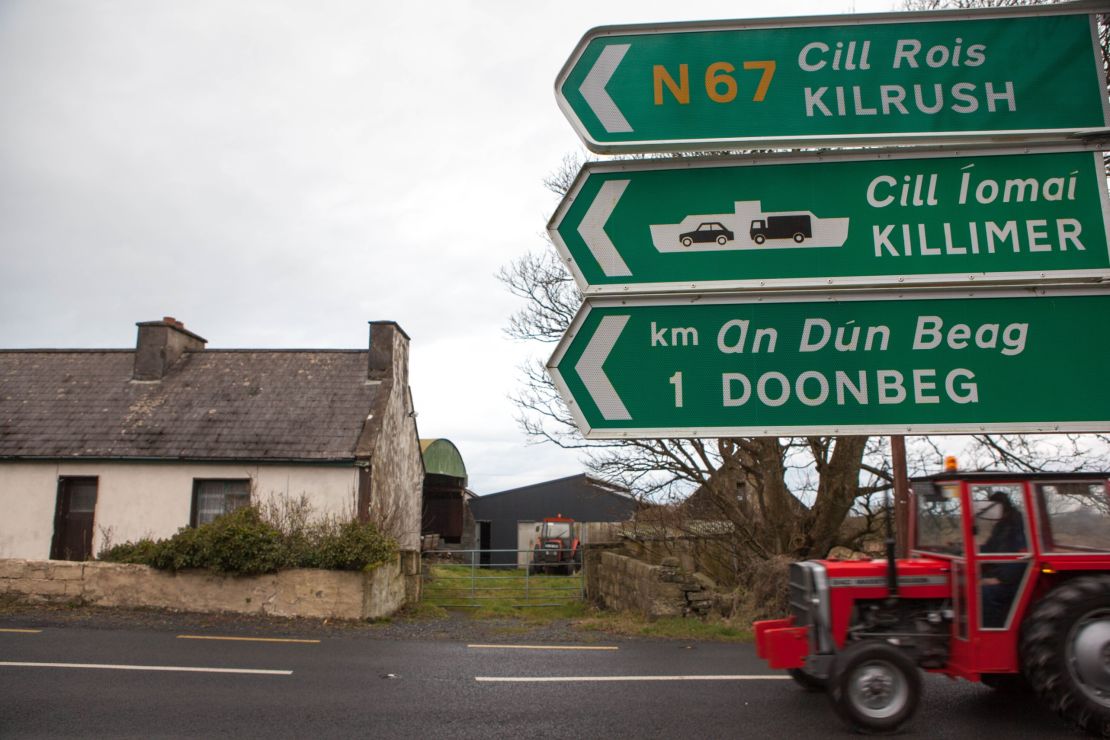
[0,620,1082,739]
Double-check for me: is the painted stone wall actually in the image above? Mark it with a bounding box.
[0,557,408,621]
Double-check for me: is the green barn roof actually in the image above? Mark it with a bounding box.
[420,438,467,483]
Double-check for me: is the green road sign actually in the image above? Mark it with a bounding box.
[547,286,1110,439]
[555,6,1109,152]
[550,144,1110,294]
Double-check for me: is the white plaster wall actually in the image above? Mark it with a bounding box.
[0,464,59,559]
[0,461,359,559]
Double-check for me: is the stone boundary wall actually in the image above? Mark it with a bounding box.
[0,553,422,621]
[586,549,713,619]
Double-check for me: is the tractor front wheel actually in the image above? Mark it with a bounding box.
[828,640,920,734]
[1022,574,1110,736]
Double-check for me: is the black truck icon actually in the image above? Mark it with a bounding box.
[749,214,812,244]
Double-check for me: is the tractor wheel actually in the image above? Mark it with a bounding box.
[828,640,920,734]
[1021,575,1110,737]
[788,667,827,692]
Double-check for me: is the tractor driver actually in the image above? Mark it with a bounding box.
[978,490,1028,628]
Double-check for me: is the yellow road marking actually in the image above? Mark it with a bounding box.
[467,644,618,651]
[176,635,319,644]
[0,628,42,634]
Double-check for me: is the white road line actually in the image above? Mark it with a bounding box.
[177,635,320,644]
[0,628,42,634]
[0,661,291,676]
[476,675,792,683]
[467,644,618,651]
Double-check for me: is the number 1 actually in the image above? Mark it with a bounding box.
[669,371,684,408]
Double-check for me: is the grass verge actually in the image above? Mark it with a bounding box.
[571,611,752,643]
[415,564,752,642]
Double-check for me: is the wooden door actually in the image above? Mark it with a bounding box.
[51,477,98,561]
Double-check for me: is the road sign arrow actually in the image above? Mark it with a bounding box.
[579,44,632,134]
[572,314,631,421]
[578,179,631,277]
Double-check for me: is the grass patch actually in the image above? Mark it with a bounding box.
[398,601,448,621]
[572,612,753,643]
[415,564,753,642]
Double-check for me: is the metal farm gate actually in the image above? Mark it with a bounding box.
[420,549,585,609]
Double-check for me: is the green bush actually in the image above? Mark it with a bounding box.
[149,524,207,571]
[98,505,396,576]
[202,507,286,575]
[306,519,395,571]
[98,538,160,564]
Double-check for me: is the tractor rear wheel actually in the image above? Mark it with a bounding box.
[828,640,920,734]
[1022,575,1110,737]
[788,667,827,692]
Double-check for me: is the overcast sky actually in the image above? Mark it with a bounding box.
[0,0,898,494]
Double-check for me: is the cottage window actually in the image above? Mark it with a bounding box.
[192,479,251,527]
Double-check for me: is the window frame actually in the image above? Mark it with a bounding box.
[190,478,252,527]
[1035,479,1110,554]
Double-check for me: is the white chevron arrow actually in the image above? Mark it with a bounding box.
[574,314,631,421]
[580,44,632,134]
[578,179,632,277]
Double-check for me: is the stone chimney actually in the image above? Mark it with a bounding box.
[133,316,207,380]
[368,321,410,385]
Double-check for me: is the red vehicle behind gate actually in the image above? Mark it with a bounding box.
[529,515,581,575]
[754,469,1110,736]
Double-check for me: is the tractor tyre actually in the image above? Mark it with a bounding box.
[788,667,827,692]
[828,640,921,734]
[1021,574,1110,737]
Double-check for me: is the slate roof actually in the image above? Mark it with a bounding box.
[0,349,379,462]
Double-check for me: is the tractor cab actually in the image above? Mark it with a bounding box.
[753,469,1110,735]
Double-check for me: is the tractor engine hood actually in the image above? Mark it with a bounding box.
[819,557,950,591]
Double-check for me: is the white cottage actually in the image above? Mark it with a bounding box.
[0,317,424,559]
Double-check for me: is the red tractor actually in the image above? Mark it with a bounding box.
[529,515,581,575]
[754,469,1110,735]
